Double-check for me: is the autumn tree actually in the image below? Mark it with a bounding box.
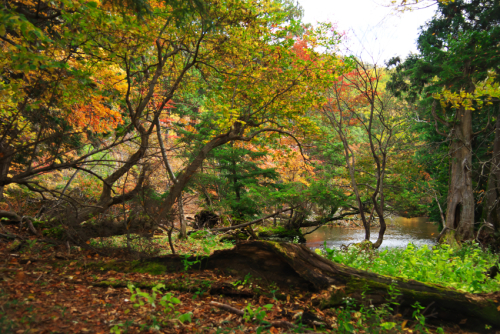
[153,22,343,230]
[0,0,343,242]
[319,58,410,248]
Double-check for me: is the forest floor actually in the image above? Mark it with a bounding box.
[0,224,480,334]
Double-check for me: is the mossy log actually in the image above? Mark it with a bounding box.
[150,241,500,332]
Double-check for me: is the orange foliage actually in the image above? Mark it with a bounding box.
[71,96,123,133]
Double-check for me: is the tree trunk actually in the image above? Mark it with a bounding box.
[68,214,156,241]
[178,195,187,239]
[159,131,241,220]
[151,241,500,332]
[156,118,187,239]
[487,114,500,234]
[442,108,475,242]
[0,142,13,200]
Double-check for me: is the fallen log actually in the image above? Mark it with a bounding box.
[150,241,500,332]
[0,210,21,223]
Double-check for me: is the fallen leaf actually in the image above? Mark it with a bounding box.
[16,271,25,281]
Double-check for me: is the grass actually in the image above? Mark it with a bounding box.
[317,241,500,293]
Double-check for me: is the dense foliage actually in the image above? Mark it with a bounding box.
[320,242,500,293]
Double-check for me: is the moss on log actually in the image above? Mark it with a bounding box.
[147,241,500,331]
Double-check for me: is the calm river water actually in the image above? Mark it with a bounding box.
[303,217,439,250]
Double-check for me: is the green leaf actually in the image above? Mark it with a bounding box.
[179,312,192,323]
[380,322,397,330]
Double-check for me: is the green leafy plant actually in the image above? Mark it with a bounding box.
[269,282,279,300]
[242,303,273,333]
[231,273,253,288]
[181,254,201,271]
[193,281,211,299]
[336,297,355,333]
[126,283,191,330]
[109,320,133,334]
[330,281,442,333]
[411,301,428,333]
[322,241,500,293]
[243,303,273,323]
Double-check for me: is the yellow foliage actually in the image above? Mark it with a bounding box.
[433,74,500,111]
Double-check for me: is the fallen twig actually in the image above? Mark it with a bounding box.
[209,301,243,316]
[0,232,18,240]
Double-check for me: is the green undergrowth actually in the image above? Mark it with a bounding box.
[328,285,445,334]
[110,283,192,333]
[318,241,500,293]
[87,231,235,256]
[82,259,170,275]
[93,278,211,292]
[92,274,288,302]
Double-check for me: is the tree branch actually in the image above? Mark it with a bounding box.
[208,206,297,233]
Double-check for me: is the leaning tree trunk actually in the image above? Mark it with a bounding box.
[150,241,500,331]
[442,107,475,243]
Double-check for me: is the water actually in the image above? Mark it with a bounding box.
[303,217,439,250]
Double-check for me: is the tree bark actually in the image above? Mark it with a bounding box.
[0,142,14,200]
[151,241,500,331]
[159,129,242,220]
[442,108,475,242]
[486,114,500,234]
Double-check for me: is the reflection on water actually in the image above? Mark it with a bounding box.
[303,217,439,250]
